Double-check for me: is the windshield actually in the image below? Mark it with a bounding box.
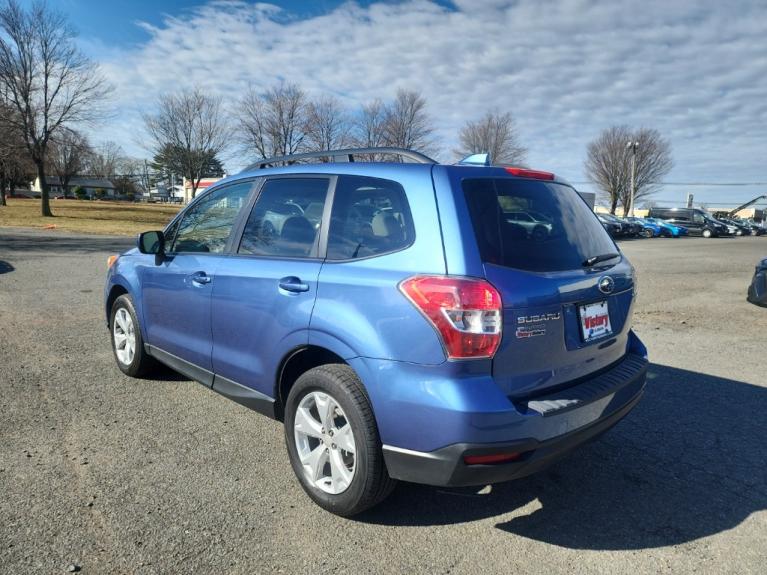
[462,178,617,272]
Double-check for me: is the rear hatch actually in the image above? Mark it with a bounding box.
[460,176,636,398]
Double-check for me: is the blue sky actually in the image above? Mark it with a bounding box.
[42,0,767,207]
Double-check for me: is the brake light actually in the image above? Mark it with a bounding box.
[505,167,555,180]
[399,276,502,359]
[107,255,118,269]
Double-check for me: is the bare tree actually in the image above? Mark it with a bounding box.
[618,128,673,215]
[143,89,229,199]
[0,0,111,216]
[455,110,527,165]
[304,96,351,157]
[349,99,388,161]
[585,126,672,215]
[0,97,35,205]
[86,141,123,179]
[236,82,307,162]
[48,129,91,197]
[382,89,436,157]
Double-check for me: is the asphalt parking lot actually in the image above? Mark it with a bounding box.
[1,227,765,574]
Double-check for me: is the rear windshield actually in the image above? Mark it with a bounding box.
[462,178,616,272]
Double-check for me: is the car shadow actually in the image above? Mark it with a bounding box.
[0,260,14,274]
[357,364,767,550]
[146,363,192,382]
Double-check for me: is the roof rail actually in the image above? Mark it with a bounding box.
[242,147,437,172]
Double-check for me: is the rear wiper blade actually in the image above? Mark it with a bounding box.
[583,252,620,267]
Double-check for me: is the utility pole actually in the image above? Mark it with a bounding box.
[626,141,639,216]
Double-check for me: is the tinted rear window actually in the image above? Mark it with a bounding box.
[462,178,616,272]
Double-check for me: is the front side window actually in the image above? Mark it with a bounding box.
[171,181,253,253]
[327,175,414,260]
[239,178,329,257]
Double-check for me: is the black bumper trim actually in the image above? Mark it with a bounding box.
[520,354,648,416]
[383,368,645,487]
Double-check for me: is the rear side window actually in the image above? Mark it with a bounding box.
[327,175,414,260]
[238,178,329,257]
[462,178,616,272]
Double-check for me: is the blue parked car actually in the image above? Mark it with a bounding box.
[625,217,662,238]
[644,217,688,237]
[105,147,647,516]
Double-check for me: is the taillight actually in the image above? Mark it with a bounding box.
[107,255,118,269]
[399,276,502,359]
[505,167,555,180]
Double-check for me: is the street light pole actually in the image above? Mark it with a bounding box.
[626,141,639,216]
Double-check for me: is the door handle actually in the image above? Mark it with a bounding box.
[191,271,212,285]
[278,276,310,293]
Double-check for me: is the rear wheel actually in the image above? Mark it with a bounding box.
[284,364,396,516]
[643,228,654,238]
[110,294,156,377]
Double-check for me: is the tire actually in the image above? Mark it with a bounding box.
[284,364,396,516]
[643,228,653,238]
[110,294,156,377]
[531,225,548,242]
[702,228,712,238]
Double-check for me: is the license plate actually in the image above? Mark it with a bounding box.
[579,301,612,342]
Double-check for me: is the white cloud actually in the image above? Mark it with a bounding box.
[92,0,767,204]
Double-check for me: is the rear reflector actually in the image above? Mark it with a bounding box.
[464,452,522,465]
[399,276,502,359]
[505,167,555,180]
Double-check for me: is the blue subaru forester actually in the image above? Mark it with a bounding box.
[105,147,647,516]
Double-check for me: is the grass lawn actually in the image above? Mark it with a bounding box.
[0,198,181,236]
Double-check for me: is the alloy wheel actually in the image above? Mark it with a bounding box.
[293,391,357,495]
[113,307,136,365]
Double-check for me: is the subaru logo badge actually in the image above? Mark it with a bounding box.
[598,276,615,294]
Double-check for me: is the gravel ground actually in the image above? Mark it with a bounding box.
[1,227,765,574]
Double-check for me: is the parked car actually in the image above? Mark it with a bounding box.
[744,219,767,236]
[105,148,647,516]
[721,218,759,236]
[747,257,767,306]
[597,213,632,237]
[613,216,645,237]
[648,207,725,238]
[504,211,553,240]
[596,214,622,237]
[716,219,739,236]
[624,217,659,238]
[643,217,687,237]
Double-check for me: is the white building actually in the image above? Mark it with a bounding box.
[31,176,116,199]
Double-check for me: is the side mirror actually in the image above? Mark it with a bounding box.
[137,230,165,255]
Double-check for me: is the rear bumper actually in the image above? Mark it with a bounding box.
[381,352,647,487]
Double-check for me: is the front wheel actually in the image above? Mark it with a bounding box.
[110,294,156,377]
[643,228,654,238]
[284,365,396,516]
[702,228,713,238]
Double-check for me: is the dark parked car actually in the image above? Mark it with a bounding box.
[613,216,644,237]
[744,219,767,235]
[648,207,726,238]
[104,147,646,516]
[596,214,623,237]
[747,258,767,307]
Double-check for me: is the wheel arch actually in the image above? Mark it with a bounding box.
[275,345,349,421]
[106,283,129,326]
